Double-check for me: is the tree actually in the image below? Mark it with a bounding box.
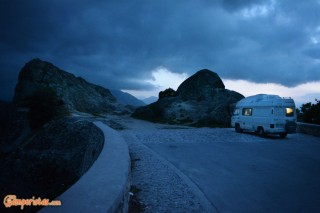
[159,88,177,99]
[299,99,320,124]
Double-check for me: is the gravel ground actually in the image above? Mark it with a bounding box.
[121,129,214,213]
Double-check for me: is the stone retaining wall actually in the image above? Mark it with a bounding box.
[41,121,131,213]
[297,122,320,137]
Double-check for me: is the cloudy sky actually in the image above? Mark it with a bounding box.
[1,0,320,106]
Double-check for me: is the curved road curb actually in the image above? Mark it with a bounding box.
[41,121,131,213]
[130,134,218,213]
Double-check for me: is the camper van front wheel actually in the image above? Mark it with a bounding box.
[257,127,265,137]
[235,123,243,133]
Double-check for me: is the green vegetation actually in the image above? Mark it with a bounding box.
[297,99,320,124]
[28,88,70,130]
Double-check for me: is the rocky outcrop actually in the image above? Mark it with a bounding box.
[0,103,30,152]
[177,69,225,101]
[0,59,127,210]
[13,58,125,114]
[132,69,244,127]
[0,116,104,204]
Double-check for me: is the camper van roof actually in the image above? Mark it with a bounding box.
[236,94,294,106]
[246,94,281,100]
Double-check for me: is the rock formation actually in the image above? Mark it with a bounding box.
[0,59,116,206]
[132,69,244,126]
[13,58,125,114]
[0,116,104,204]
[177,69,225,101]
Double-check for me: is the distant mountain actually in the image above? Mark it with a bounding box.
[133,69,244,127]
[141,96,158,104]
[110,89,145,107]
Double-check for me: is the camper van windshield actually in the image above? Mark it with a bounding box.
[233,108,240,116]
[285,107,294,117]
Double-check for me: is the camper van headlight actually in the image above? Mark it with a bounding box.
[285,108,294,117]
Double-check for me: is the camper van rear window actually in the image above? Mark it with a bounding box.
[285,107,294,117]
[242,108,252,116]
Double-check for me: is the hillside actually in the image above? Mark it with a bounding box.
[110,89,146,107]
[142,96,158,104]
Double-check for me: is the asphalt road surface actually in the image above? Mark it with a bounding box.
[131,127,320,213]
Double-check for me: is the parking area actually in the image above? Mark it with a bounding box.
[134,128,320,212]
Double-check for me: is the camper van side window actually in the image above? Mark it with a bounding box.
[233,108,240,116]
[242,108,252,116]
[285,107,294,117]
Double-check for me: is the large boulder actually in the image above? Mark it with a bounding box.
[133,69,244,126]
[177,69,225,101]
[13,58,123,114]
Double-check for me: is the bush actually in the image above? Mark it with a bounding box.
[28,88,69,130]
[298,99,320,124]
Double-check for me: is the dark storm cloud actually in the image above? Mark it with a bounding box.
[221,0,266,12]
[1,0,320,101]
[305,48,320,59]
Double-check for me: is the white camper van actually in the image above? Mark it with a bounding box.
[231,94,297,138]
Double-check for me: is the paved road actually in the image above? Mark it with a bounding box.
[131,126,320,213]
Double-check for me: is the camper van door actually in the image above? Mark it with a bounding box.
[241,107,253,129]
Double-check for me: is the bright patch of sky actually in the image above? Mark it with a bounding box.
[310,25,320,44]
[122,67,188,99]
[224,79,320,107]
[239,0,276,18]
[146,67,189,90]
